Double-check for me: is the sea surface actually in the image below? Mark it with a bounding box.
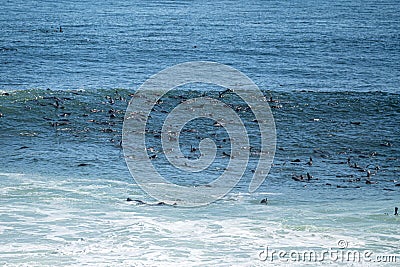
[1,0,400,266]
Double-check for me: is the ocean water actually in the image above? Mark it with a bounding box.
[1,0,400,266]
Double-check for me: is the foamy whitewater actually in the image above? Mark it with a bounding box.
[1,0,399,266]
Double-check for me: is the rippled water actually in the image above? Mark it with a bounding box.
[1,0,399,92]
[1,89,399,265]
[1,0,400,266]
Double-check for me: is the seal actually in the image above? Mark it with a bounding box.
[126,198,176,206]
[292,175,304,182]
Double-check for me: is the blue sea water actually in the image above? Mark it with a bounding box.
[1,0,399,92]
[0,0,400,266]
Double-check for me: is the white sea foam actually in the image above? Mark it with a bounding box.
[1,169,399,266]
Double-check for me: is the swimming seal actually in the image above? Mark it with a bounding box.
[126,198,176,206]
